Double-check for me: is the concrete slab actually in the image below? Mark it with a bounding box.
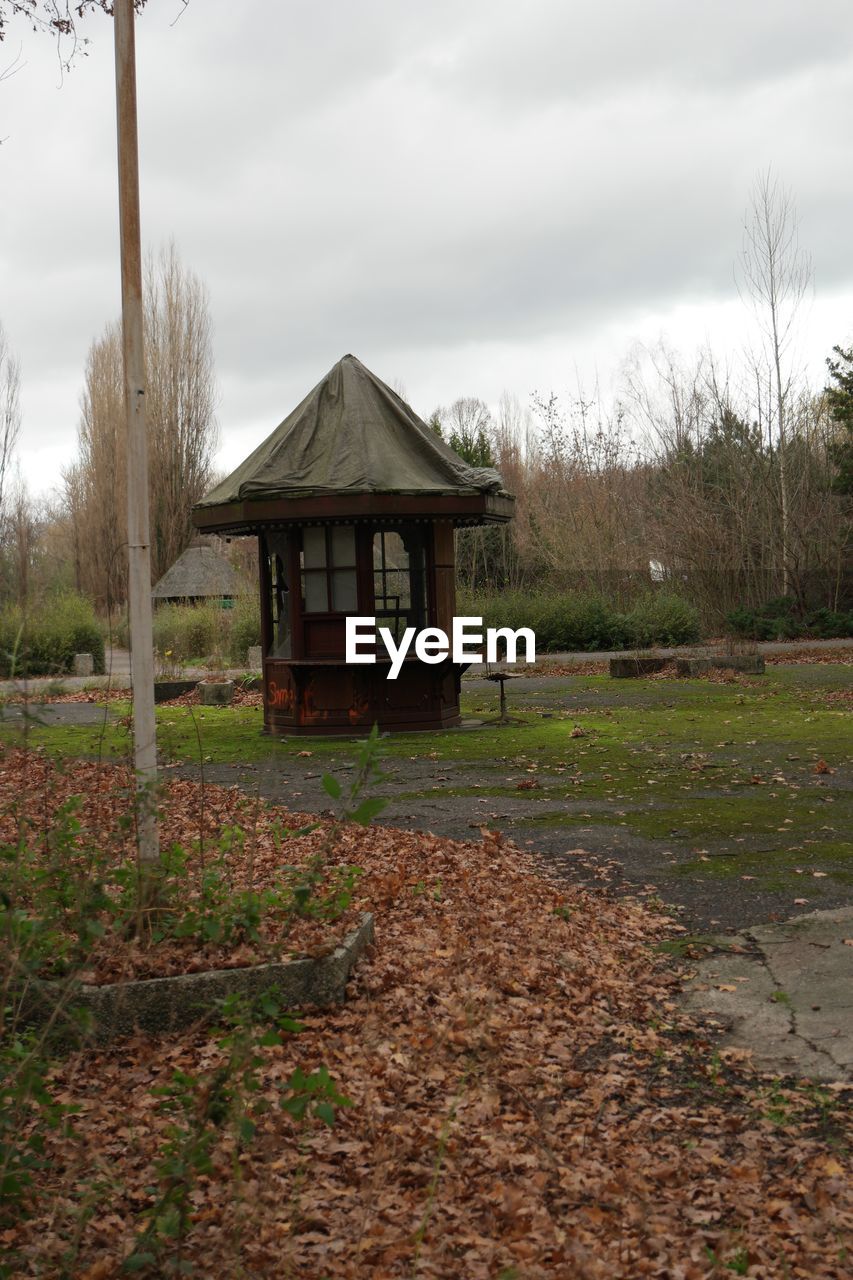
[682,907,853,1082]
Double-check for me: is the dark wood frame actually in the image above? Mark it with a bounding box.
[203,492,511,734]
[195,490,514,536]
[251,518,463,733]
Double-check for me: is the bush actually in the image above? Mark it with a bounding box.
[0,593,105,678]
[227,595,262,665]
[151,598,261,666]
[533,594,628,651]
[152,602,222,663]
[726,599,853,641]
[106,610,130,650]
[805,607,853,639]
[459,588,699,653]
[624,593,701,648]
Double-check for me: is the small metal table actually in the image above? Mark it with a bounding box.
[484,671,519,725]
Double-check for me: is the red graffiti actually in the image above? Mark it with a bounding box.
[267,679,294,713]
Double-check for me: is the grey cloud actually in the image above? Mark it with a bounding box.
[2,0,853,495]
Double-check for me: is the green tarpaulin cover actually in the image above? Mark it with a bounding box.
[196,354,507,507]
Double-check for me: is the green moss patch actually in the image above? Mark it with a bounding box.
[2,665,850,902]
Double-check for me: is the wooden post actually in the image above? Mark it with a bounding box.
[114,0,158,868]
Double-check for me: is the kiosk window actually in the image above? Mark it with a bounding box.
[372,529,427,641]
[266,531,291,657]
[300,526,357,613]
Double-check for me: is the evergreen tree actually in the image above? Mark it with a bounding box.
[825,345,853,495]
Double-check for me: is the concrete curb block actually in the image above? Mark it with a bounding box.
[676,655,765,676]
[199,680,235,705]
[154,679,199,703]
[26,912,374,1045]
[609,657,668,678]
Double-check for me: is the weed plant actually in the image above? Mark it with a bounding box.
[151,597,261,667]
[0,724,385,1274]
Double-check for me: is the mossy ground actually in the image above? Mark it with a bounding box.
[2,663,850,924]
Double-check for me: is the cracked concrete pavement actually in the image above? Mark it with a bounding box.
[683,907,853,1082]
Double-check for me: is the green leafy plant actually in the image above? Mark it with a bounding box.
[623,592,700,647]
[0,795,109,1256]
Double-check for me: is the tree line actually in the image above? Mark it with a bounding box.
[434,343,850,626]
[0,178,851,629]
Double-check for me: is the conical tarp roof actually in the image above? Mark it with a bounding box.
[196,354,508,508]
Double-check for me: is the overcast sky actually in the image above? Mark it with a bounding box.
[2,0,853,499]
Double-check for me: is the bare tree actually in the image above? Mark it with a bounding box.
[5,470,35,602]
[0,1,151,68]
[67,245,219,610]
[738,170,812,596]
[0,321,21,528]
[144,243,219,581]
[527,381,642,598]
[620,330,846,622]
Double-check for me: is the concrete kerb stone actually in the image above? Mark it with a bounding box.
[609,657,668,678]
[199,680,235,706]
[25,912,374,1046]
[73,653,94,677]
[154,679,199,704]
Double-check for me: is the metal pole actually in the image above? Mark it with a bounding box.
[114,0,159,868]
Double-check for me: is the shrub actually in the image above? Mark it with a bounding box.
[106,610,130,650]
[533,594,627,651]
[726,598,852,641]
[460,589,537,636]
[805,607,853,639]
[227,595,261,665]
[151,598,262,666]
[461,589,704,652]
[624,593,701,648]
[0,593,105,678]
[461,590,622,652]
[152,602,222,663]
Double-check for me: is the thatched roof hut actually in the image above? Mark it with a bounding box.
[151,543,248,605]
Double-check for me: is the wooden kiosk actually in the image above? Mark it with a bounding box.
[192,355,514,734]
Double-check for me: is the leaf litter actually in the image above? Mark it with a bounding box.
[2,749,851,1278]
